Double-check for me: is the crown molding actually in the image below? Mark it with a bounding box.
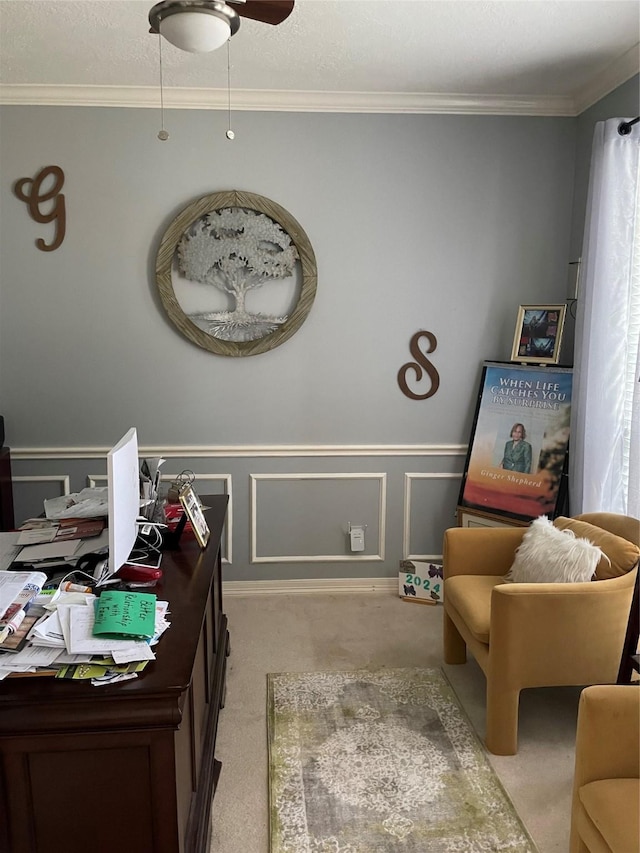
[573,44,639,115]
[0,84,575,116]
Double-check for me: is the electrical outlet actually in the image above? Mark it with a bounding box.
[349,524,365,552]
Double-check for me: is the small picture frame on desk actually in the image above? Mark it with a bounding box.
[179,485,210,549]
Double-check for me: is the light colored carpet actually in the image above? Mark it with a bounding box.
[210,593,580,852]
[268,668,538,852]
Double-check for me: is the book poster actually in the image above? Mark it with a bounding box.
[458,361,573,521]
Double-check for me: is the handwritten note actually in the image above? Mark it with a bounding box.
[66,605,143,655]
[93,591,157,640]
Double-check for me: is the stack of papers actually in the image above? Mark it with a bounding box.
[0,589,170,684]
[44,488,109,520]
[17,517,105,543]
[14,540,82,563]
[0,517,108,578]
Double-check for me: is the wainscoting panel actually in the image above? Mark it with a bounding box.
[403,473,463,560]
[10,444,465,581]
[250,473,386,563]
[12,475,71,522]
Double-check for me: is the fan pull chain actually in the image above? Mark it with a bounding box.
[226,39,235,140]
[157,33,169,141]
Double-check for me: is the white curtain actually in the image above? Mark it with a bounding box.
[571,117,640,517]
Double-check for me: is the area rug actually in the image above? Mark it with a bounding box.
[267,668,537,852]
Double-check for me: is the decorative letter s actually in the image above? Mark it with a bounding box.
[13,165,66,252]
[397,330,441,400]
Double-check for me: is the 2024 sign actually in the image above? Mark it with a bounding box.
[398,561,443,604]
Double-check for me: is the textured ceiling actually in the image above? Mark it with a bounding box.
[0,0,638,112]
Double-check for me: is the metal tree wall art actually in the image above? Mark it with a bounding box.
[177,208,298,342]
[156,190,317,357]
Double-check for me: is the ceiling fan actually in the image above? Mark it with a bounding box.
[149,0,295,53]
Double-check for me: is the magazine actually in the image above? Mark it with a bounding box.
[0,571,48,652]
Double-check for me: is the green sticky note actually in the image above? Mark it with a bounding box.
[93,590,156,640]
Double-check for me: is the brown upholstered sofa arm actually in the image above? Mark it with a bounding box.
[570,685,640,852]
[489,572,637,686]
[573,685,640,786]
[443,527,526,578]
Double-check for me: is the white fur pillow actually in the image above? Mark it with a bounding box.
[506,515,604,583]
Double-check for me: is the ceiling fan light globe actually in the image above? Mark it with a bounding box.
[159,11,231,52]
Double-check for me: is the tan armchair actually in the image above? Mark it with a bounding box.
[443,512,640,755]
[570,685,639,853]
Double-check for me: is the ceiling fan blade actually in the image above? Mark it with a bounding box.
[234,1,294,25]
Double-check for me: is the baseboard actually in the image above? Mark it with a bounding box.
[223,577,398,596]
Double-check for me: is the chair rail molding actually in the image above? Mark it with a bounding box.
[12,443,467,460]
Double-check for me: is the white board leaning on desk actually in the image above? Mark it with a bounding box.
[107,427,140,576]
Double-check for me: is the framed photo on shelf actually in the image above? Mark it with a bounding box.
[510,304,567,365]
[179,485,210,549]
[458,361,572,523]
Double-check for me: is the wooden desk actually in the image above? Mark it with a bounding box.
[0,446,15,532]
[0,495,229,853]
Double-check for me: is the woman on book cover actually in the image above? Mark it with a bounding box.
[500,423,532,474]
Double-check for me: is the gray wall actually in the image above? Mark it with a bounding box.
[0,86,635,581]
